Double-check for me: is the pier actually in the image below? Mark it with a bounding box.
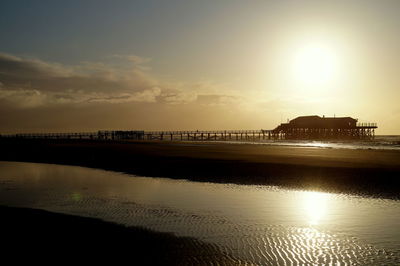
[0,130,268,141]
[0,115,377,141]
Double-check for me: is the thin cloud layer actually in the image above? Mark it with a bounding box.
[196,94,240,106]
[0,53,159,107]
[0,52,241,109]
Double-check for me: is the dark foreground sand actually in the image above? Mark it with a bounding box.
[0,205,236,265]
[1,139,400,198]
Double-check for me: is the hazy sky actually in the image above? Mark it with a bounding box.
[1,0,399,133]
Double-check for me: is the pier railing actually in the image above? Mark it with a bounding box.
[356,122,377,128]
[0,130,269,140]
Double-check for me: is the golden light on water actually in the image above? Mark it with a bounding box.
[302,191,329,225]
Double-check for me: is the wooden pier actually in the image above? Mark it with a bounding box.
[143,130,268,141]
[0,130,270,141]
[0,116,377,141]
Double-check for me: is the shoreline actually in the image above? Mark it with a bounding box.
[1,139,400,199]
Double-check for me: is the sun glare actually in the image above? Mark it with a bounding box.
[302,191,329,225]
[292,43,339,86]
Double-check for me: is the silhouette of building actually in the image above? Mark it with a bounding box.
[270,115,377,139]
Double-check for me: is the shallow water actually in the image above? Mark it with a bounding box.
[217,135,400,151]
[1,161,399,265]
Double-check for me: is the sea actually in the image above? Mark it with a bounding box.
[219,135,400,150]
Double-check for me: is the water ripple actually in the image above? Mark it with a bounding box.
[29,195,398,265]
[1,162,400,265]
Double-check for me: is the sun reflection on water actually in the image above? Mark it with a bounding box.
[302,191,329,225]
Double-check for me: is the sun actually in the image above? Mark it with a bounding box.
[291,43,339,86]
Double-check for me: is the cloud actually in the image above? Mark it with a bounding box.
[111,54,151,64]
[0,53,166,107]
[196,94,240,106]
[127,55,152,65]
[86,86,162,103]
[0,53,73,80]
[0,88,48,108]
[0,52,243,111]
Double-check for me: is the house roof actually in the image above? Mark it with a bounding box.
[291,115,357,122]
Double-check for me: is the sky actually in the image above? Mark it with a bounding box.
[0,0,399,134]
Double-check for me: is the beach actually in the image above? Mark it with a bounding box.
[1,139,399,199]
[0,205,236,265]
[1,140,400,264]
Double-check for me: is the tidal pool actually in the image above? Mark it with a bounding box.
[0,161,399,265]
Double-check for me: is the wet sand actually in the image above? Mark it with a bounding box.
[0,139,400,198]
[0,205,236,265]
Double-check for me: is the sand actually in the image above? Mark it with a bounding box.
[1,139,400,198]
[0,205,236,265]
